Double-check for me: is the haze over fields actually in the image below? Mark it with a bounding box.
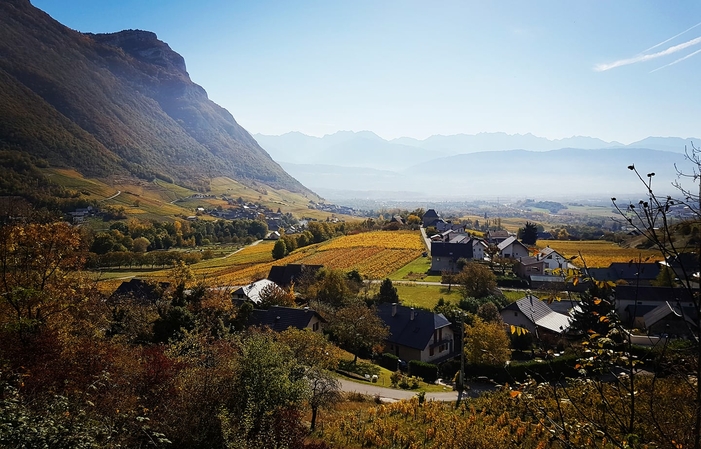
[255,131,693,200]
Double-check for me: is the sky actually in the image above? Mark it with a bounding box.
[31,0,701,144]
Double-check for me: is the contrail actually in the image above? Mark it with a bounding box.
[640,20,701,54]
[650,47,701,73]
[595,35,701,71]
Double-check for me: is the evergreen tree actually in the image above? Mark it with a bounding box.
[272,239,287,259]
[570,285,616,336]
[519,221,539,245]
[377,278,400,303]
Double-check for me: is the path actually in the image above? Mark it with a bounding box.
[224,239,263,258]
[419,226,431,254]
[104,190,121,201]
[338,378,495,402]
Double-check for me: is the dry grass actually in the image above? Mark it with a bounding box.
[537,239,663,268]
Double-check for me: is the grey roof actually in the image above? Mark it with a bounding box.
[589,262,661,282]
[232,279,282,304]
[431,241,473,259]
[424,209,439,218]
[643,302,697,328]
[503,295,571,333]
[518,256,543,266]
[615,285,694,302]
[377,303,451,350]
[248,306,323,332]
[497,236,527,251]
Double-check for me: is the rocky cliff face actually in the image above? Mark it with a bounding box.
[0,0,309,194]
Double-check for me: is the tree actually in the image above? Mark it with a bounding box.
[476,302,502,323]
[312,268,352,307]
[258,282,295,308]
[272,239,287,259]
[278,328,341,370]
[455,263,497,299]
[306,368,341,431]
[376,278,399,303]
[519,221,538,245]
[463,316,511,366]
[328,301,389,363]
[569,285,616,336]
[132,236,150,253]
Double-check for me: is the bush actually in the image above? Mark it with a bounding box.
[496,277,529,288]
[379,352,399,371]
[466,354,579,383]
[408,360,439,383]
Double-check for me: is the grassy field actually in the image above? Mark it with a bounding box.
[394,284,463,309]
[536,239,664,268]
[388,256,441,282]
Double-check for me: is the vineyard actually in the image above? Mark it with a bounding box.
[216,231,425,285]
[536,240,663,268]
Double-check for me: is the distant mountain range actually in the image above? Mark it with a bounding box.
[0,0,309,202]
[254,131,696,199]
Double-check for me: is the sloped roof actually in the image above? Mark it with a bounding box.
[232,279,282,304]
[642,302,697,328]
[377,303,451,350]
[518,256,544,266]
[431,241,473,259]
[267,263,323,287]
[248,306,323,332]
[503,295,571,333]
[539,247,561,258]
[111,278,170,303]
[615,285,694,302]
[498,236,528,251]
[424,209,439,218]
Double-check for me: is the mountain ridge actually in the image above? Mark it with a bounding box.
[0,0,311,203]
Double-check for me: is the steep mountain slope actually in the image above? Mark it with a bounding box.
[0,0,309,199]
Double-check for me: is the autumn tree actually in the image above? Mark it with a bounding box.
[455,262,497,299]
[258,282,295,308]
[463,316,511,366]
[328,301,389,363]
[306,367,341,431]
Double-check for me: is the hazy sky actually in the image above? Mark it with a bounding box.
[32,0,701,143]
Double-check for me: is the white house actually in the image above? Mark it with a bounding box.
[232,279,285,305]
[497,236,530,259]
[472,238,488,261]
[537,247,573,271]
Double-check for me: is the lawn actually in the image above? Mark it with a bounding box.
[394,284,463,310]
[389,256,441,282]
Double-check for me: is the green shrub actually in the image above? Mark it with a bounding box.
[408,360,439,383]
[379,352,399,371]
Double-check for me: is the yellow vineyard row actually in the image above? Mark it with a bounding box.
[537,240,664,268]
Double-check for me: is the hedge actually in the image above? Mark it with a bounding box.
[466,354,579,383]
[408,360,439,383]
[379,353,400,371]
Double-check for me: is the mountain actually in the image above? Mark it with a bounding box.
[0,0,309,201]
[283,147,687,200]
[626,137,699,153]
[254,131,444,168]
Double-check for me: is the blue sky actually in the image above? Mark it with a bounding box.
[32,0,701,143]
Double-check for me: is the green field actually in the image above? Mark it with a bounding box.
[388,256,441,282]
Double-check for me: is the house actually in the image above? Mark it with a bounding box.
[422,209,440,227]
[537,247,573,272]
[377,303,454,363]
[390,215,405,225]
[472,238,488,261]
[232,279,285,305]
[430,241,473,272]
[435,221,466,233]
[497,236,530,259]
[248,305,325,333]
[267,263,323,287]
[587,262,661,285]
[486,229,511,244]
[110,278,170,304]
[641,302,697,335]
[501,295,571,336]
[615,285,696,331]
[265,231,281,240]
[514,256,547,279]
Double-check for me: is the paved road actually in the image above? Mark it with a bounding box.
[338,378,496,402]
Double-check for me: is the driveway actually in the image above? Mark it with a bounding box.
[338,378,496,402]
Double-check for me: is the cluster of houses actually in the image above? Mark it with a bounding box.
[307,201,357,216]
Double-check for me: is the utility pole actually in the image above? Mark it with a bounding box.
[455,313,466,408]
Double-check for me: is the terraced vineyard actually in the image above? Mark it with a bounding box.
[216,230,425,285]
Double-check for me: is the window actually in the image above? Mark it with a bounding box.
[312,322,319,332]
[430,347,434,356]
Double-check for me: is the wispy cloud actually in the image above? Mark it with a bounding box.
[594,36,701,71]
[640,21,701,54]
[650,47,701,73]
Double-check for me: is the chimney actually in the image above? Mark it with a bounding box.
[410,308,415,321]
[392,303,397,317]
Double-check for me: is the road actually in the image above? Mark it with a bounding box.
[338,378,495,402]
[224,239,263,258]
